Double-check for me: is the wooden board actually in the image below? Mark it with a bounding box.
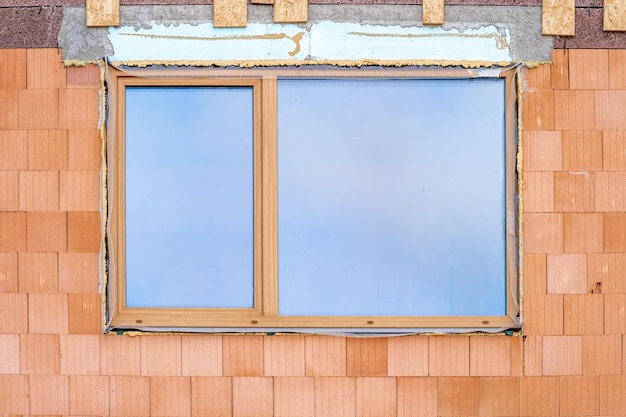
[604,0,626,31]
[274,0,308,23]
[542,0,575,36]
[423,0,444,25]
[213,0,247,28]
[86,0,119,27]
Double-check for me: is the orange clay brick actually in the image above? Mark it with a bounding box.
[264,335,306,376]
[478,377,520,417]
[428,336,469,376]
[0,252,18,293]
[520,377,559,416]
[568,49,609,90]
[599,374,626,415]
[314,376,356,417]
[559,376,600,416]
[60,171,100,211]
[68,292,101,334]
[594,90,626,130]
[100,334,142,376]
[0,170,19,211]
[150,376,192,417]
[387,335,428,376]
[522,172,554,212]
[525,63,551,90]
[27,129,68,170]
[583,334,622,376]
[523,294,564,336]
[547,253,587,294]
[609,49,626,89]
[0,374,29,414]
[29,374,69,415]
[26,212,66,253]
[554,90,595,131]
[510,336,522,377]
[0,334,20,374]
[223,335,264,376]
[59,89,100,130]
[603,213,626,252]
[524,253,547,294]
[58,252,99,293]
[19,333,60,374]
[524,336,543,376]
[396,377,437,417]
[181,334,222,376]
[68,128,102,170]
[554,171,595,212]
[595,171,626,212]
[0,293,27,333]
[28,293,68,334]
[356,377,396,417]
[66,64,101,88]
[18,89,58,129]
[305,335,346,376]
[26,48,65,89]
[542,335,583,376]
[69,375,109,415]
[0,129,27,169]
[274,376,314,417]
[587,253,625,294]
[18,252,58,293]
[0,90,19,129]
[603,130,626,171]
[109,375,151,417]
[18,170,59,212]
[564,294,604,335]
[523,213,563,254]
[191,376,232,417]
[437,377,477,417]
[346,337,388,377]
[551,49,569,89]
[140,335,182,376]
[67,211,101,253]
[469,336,510,377]
[563,213,603,253]
[522,130,563,172]
[523,90,555,130]
[232,377,273,417]
[0,48,26,88]
[605,294,626,334]
[562,130,603,171]
[60,334,100,375]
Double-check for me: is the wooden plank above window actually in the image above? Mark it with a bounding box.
[542,0,575,36]
[86,0,119,27]
[214,0,248,27]
[423,0,444,25]
[604,0,626,31]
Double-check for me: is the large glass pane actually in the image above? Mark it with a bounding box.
[125,86,254,308]
[278,78,506,316]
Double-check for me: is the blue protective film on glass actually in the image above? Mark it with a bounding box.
[125,86,254,308]
[277,78,506,316]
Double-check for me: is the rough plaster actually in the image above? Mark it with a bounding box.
[58,5,552,62]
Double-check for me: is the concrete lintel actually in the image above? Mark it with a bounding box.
[58,5,552,63]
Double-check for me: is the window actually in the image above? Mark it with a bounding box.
[107,67,518,330]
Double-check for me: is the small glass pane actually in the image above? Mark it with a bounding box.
[125,86,254,308]
[278,78,506,316]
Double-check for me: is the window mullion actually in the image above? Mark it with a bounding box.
[261,76,279,316]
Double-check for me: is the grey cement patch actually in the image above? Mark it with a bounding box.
[59,4,552,62]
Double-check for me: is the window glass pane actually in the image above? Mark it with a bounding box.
[278,78,506,316]
[125,86,254,308]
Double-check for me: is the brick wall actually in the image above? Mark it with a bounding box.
[0,47,625,416]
